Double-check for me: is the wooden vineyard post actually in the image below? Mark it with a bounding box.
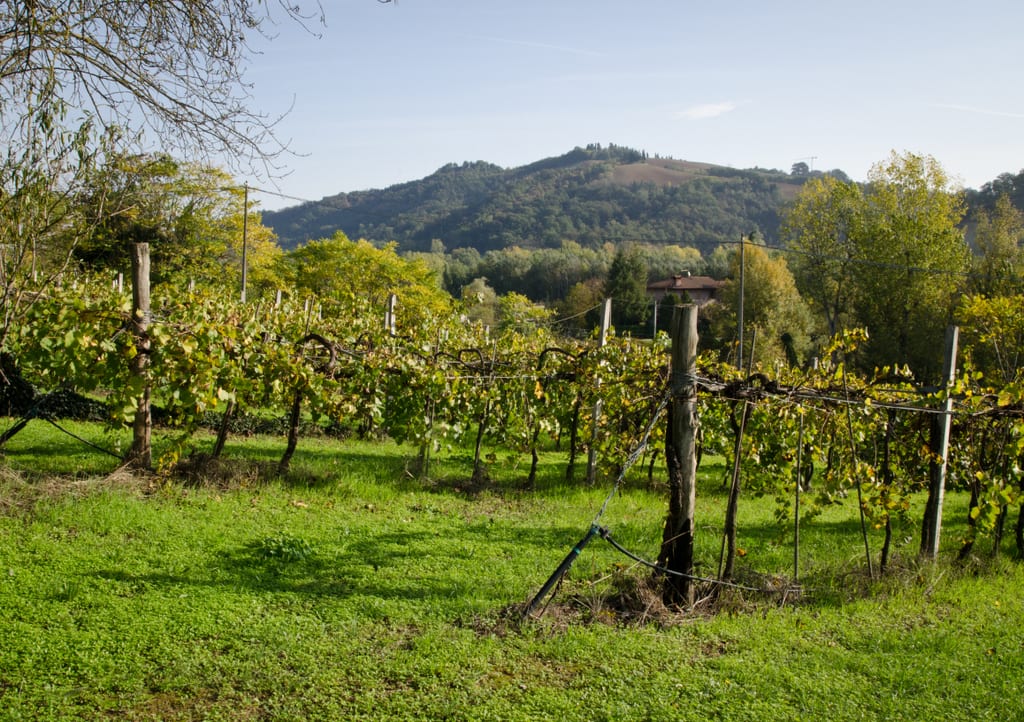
[240,183,249,303]
[921,325,959,560]
[793,412,805,582]
[736,234,745,370]
[586,298,612,485]
[127,242,152,470]
[385,293,397,336]
[660,304,699,607]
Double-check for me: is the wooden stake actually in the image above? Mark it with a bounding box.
[921,325,959,559]
[793,412,805,583]
[660,304,699,607]
[842,363,874,579]
[240,183,249,303]
[736,234,745,370]
[719,400,749,581]
[385,293,397,336]
[127,243,152,470]
[586,298,612,485]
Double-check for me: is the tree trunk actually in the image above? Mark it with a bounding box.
[211,400,236,459]
[586,298,612,485]
[647,448,659,485]
[879,411,895,573]
[415,398,434,479]
[278,390,302,474]
[920,413,942,556]
[880,517,893,574]
[472,399,490,484]
[526,424,541,490]
[958,479,980,561]
[565,393,582,483]
[1015,494,1024,559]
[992,506,1006,559]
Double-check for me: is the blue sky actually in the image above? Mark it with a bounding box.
[244,0,1024,210]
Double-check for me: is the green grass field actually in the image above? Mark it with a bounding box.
[0,421,1022,720]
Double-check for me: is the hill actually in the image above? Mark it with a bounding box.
[263,145,814,253]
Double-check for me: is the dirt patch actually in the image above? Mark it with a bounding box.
[506,564,812,631]
[608,160,711,187]
[126,688,263,721]
[172,453,275,489]
[0,465,152,516]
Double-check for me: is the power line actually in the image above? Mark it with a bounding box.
[756,241,971,277]
[546,301,606,327]
[245,185,318,206]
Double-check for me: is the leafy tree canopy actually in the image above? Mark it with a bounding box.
[706,240,816,368]
[279,232,451,329]
[75,154,281,289]
[782,151,969,379]
[968,193,1024,298]
[0,0,324,350]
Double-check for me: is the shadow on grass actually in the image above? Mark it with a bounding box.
[86,521,588,605]
[0,428,124,477]
[72,509,985,625]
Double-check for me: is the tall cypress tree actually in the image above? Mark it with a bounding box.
[604,245,650,330]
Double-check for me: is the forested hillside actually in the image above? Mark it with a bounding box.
[263,145,814,252]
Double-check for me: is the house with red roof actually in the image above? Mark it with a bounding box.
[646,272,725,306]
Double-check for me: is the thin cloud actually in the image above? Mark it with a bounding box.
[466,34,605,58]
[934,103,1024,120]
[674,102,739,120]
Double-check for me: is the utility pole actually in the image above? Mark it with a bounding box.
[796,156,818,172]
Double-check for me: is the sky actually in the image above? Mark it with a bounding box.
[242,0,1024,211]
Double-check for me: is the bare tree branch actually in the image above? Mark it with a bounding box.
[0,1,327,174]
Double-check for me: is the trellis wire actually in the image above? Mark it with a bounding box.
[592,389,672,527]
[522,389,672,619]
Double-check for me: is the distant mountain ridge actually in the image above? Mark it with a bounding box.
[261,145,831,253]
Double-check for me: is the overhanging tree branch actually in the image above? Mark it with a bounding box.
[0,1,328,174]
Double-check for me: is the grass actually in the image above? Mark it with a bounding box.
[0,420,1022,720]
